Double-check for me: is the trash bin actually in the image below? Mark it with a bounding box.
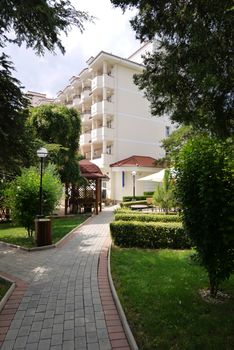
[35,218,52,246]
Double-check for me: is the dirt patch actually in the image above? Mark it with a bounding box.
[199,288,231,304]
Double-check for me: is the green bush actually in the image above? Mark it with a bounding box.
[120,200,147,208]
[143,191,154,196]
[114,213,181,222]
[110,221,191,249]
[5,164,62,236]
[175,135,234,296]
[122,196,147,202]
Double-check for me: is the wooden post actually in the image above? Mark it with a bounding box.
[99,179,102,212]
[95,179,99,215]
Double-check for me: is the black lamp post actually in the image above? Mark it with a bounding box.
[131,170,136,200]
[37,147,48,217]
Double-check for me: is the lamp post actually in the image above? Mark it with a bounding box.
[37,147,48,217]
[131,170,136,200]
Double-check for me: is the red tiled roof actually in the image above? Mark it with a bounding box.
[80,159,107,179]
[110,155,156,168]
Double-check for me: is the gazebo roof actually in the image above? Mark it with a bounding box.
[79,159,107,179]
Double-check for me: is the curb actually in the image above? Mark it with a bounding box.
[0,214,93,252]
[0,276,15,313]
[107,245,139,350]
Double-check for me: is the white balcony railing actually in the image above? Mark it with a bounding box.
[81,89,91,102]
[91,101,114,117]
[92,75,114,91]
[91,153,114,167]
[81,111,92,123]
[91,127,114,142]
[73,96,81,106]
[80,133,91,145]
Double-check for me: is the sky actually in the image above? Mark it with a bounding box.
[4,0,140,98]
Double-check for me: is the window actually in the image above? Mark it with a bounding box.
[165,126,170,137]
[106,120,112,128]
[106,145,112,154]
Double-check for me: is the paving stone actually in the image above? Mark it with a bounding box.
[62,340,74,350]
[21,316,34,326]
[42,318,54,328]
[41,328,52,339]
[54,315,64,324]
[51,333,63,346]
[98,338,112,350]
[87,331,98,344]
[31,321,43,332]
[87,343,100,350]
[63,329,74,341]
[97,329,108,340]
[1,340,15,350]
[25,343,38,350]
[38,339,50,350]
[5,329,18,340]
[74,326,85,337]
[18,325,31,337]
[64,320,74,330]
[52,323,63,334]
[27,331,40,343]
[14,336,28,348]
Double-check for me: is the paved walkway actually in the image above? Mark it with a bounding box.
[0,207,130,350]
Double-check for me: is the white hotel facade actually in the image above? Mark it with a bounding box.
[54,43,175,201]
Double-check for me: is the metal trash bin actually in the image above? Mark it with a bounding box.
[35,218,52,246]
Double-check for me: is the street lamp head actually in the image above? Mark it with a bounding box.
[37,147,48,158]
[131,170,136,176]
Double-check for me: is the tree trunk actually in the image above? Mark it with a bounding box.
[65,182,69,215]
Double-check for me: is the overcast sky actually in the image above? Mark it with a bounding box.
[4,0,140,98]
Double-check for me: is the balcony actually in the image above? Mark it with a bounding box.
[91,153,114,167]
[81,111,92,123]
[81,88,91,102]
[92,75,114,91]
[91,101,114,117]
[80,133,91,145]
[73,96,81,106]
[91,127,114,143]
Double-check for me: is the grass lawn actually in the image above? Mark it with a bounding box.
[0,277,12,302]
[0,215,90,248]
[111,247,234,350]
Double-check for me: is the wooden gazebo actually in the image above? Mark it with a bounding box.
[68,160,108,215]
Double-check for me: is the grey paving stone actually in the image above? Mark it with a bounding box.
[62,340,75,350]
[87,331,98,344]
[74,326,86,337]
[25,343,38,350]
[51,346,62,350]
[42,318,54,328]
[54,314,64,324]
[65,311,74,320]
[5,329,19,340]
[1,340,15,350]
[21,316,34,326]
[25,308,37,317]
[14,311,26,320]
[74,336,87,349]
[33,312,45,321]
[52,323,64,334]
[31,321,43,332]
[97,329,108,340]
[14,336,28,348]
[27,331,40,343]
[95,320,106,329]
[10,319,23,330]
[98,338,112,350]
[75,317,85,327]
[63,329,74,341]
[87,342,100,350]
[18,325,31,337]
[64,320,74,330]
[41,328,52,339]
[86,322,96,333]
[45,310,55,319]
[95,312,105,320]
[51,333,63,346]
[38,339,50,350]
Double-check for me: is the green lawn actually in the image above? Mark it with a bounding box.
[0,277,12,301]
[0,215,90,248]
[111,247,234,350]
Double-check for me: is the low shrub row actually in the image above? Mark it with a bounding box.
[120,200,147,208]
[110,221,191,249]
[122,196,147,202]
[114,213,181,223]
[143,191,154,196]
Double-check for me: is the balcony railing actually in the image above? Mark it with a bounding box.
[80,133,91,145]
[73,96,81,106]
[91,101,114,116]
[92,75,114,91]
[91,127,114,142]
[91,153,114,167]
[81,89,91,102]
[81,111,92,123]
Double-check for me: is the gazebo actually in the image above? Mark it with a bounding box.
[68,160,108,215]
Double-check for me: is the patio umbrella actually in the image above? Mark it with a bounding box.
[137,169,166,183]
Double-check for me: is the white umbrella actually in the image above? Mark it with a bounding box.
[138,169,166,183]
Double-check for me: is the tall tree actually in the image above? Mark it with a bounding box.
[0,0,91,173]
[29,104,82,214]
[111,0,233,138]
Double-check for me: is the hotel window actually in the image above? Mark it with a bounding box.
[106,145,112,154]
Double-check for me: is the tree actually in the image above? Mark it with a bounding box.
[0,0,91,172]
[175,135,234,296]
[111,0,233,138]
[28,104,82,214]
[153,169,176,213]
[4,164,62,236]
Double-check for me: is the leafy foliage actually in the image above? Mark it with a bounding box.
[114,213,181,222]
[153,169,176,212]
[175,135,234,296]
[111,0,234,137]
[110,220,190,249]
[4,164,62,236]
[0,1,91,173]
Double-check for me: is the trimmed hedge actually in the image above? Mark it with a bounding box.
[115,208,178,215]
[120,200,147,208]
[122,196,147,202]
[114,213,181,223]
[110,221,191,249]
[143,191,154,196]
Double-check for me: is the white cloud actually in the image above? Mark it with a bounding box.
[3,0,140,97]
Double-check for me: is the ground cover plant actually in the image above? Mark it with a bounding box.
[111,247,234,350]
[114,213,181,222]
[0,216,89,248]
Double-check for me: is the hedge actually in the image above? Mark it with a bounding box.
[122,196,147,202]
[115,208,178,215]
[143,191,154,196]
[110,221,191,249]
[120,200,147,208]
[114,213,181,223]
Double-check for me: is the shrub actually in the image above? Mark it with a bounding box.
[175,135,234,296]
[110,221,191,249]
[122,196,147,202]
[153,169,177,213]
[114,213,181,223]
[120,200,147,208]
[143,191,154,196]
[5,164,62,236]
